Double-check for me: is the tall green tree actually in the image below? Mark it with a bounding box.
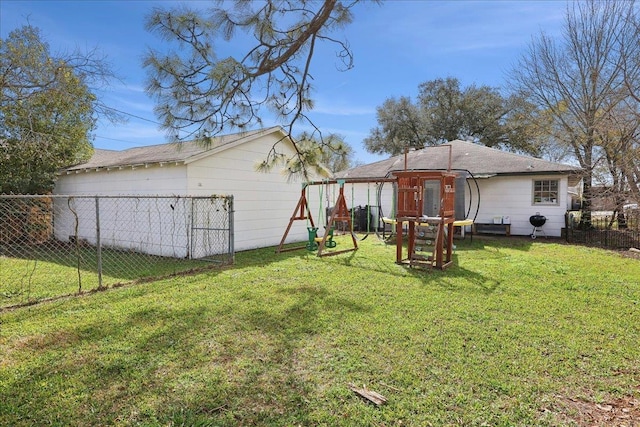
[0,25,114,194]
[418,77,505,145]
[363,77,540,156]
[362,96,427,155]
[144,0,366,178]
[510,0,640,225]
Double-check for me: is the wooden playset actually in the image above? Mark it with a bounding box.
[392,170,457,269]
[277,151,464,270]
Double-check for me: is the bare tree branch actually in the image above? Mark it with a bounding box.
[144,0,368,178]
[509,0,640,225]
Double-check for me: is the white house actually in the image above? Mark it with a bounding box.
[54,127,316,254]
[337,140,582,238]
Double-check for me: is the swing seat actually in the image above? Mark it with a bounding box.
[306,227,319,251]
[314,227,337,248]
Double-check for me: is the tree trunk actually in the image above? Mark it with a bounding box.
[580,178,593,229]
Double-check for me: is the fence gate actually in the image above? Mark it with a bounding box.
[190,196,234,262]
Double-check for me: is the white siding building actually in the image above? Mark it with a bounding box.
[54,127,316,253]
[338,140,582,238]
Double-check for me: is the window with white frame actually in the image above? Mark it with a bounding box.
[533,179,559,205]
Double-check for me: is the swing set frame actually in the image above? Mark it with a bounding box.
[277,146,464,269]
[276,178,395,257]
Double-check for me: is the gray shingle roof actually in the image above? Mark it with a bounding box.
[63,127,283,172]
[338,140,581,179]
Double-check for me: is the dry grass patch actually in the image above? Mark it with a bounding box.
[552,389,640,426]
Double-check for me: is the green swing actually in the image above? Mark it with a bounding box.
[306,182,337,251]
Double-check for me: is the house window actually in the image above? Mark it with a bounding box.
[533,179,559,205]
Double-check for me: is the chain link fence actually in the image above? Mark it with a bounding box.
[1,194,233,309]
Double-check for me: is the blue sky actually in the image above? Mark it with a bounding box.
[1,1,567,165]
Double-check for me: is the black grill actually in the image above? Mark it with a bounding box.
[529,213,546,239]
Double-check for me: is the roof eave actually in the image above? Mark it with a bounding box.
[60,160,187,174]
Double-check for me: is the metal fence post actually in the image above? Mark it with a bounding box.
[190,197,195,260]
[95,196,103,288]
[229,195,235,264]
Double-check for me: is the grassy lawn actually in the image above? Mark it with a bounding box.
[0,246,221,308]
[1,236,639,426]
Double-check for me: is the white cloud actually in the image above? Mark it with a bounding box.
[353,1,565,57]
[311,102,376,116]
